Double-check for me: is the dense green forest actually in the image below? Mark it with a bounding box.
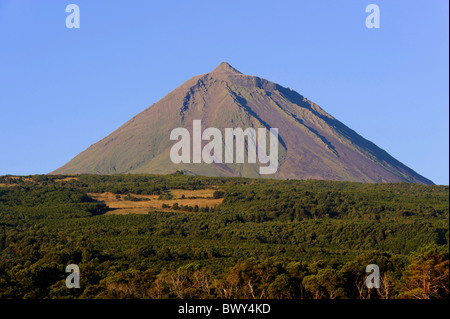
[0,174,448,299]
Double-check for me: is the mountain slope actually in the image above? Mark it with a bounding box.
[52,62,433,184]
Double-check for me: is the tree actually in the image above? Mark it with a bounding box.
[400,244,449,299]
[303,268,344,299]
[213,191,225,199]
[267,274,295,299]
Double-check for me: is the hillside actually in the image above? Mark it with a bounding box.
[0,174,447,298]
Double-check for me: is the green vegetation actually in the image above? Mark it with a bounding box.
[0,174,448,299]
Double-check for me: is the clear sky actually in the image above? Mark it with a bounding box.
[0,0,448,184]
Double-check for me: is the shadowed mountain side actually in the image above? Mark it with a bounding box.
[52,62,433,185]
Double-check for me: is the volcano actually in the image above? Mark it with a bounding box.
[52,62,433,184]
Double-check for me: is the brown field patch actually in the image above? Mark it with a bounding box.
[169,188,218,199]
[89,189,223,215]
[0,176,35,186]
[0,182,27,187]
[55,177,79,182]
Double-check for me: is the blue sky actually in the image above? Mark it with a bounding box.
[0,0,448,184]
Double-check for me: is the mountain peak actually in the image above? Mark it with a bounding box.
[211,62,242,74]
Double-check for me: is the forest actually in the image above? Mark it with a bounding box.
[0,174,448,299]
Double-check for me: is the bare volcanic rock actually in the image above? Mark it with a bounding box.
[52,62,433,184]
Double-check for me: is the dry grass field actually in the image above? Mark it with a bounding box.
[54,177,79,182]
[0,176,79,187]
[0,176,35,187]
[89,188,223,215]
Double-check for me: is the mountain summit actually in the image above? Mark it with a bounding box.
[211,62,242,74]
[52,63,432,184]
